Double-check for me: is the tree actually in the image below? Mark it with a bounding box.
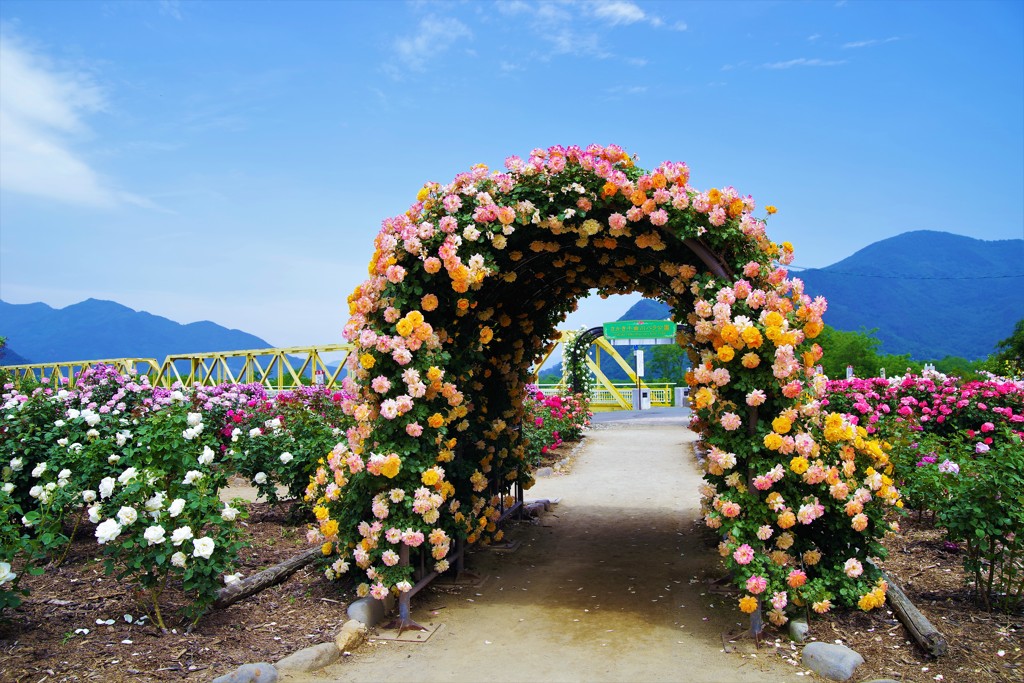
[647,344,689,383]
[987,318,1024,376]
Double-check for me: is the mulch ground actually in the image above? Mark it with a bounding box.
[2,490,1021,682]
[814,516,1023,682]
[0,502,353,682]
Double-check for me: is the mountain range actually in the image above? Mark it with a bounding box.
[589,231,1023,368]
[2,231,1021,367]
[0,299,273,365]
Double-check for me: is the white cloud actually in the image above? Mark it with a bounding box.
[761,57,847,69]
[593,1,646,25]
[0,31,130,207]
[159,0,183,20]
[843,36,900,49]
[394,16,473,71]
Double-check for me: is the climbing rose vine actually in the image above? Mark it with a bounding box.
[306,144,899,620]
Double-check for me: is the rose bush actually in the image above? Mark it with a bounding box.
[1,372,353,623]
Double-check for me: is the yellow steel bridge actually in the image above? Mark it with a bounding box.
[2,336,683,409]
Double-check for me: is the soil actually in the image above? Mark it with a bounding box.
[0,503,356,682]
[2,412,1020,682]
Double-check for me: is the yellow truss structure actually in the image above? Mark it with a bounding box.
[5,338,677,409]
[531,332,676,409]
[3,345,354,391]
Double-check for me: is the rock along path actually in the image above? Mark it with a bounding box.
[287,410,806,683]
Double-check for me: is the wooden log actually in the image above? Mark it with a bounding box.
[870,560,948,657]
[213,547,320,609]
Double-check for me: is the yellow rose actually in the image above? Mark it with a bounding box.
[321,519,339,538]
[772,416,792,434]
[789,456,809,475]
[763,432,784,451]
[716,345,735,363]
[321,542,333,556]
[738,596,758,614]
[741,352,760,369]
[380,454,401,479]
[421,469,440,486]
[359,353,376,369]
[741,326,763,348]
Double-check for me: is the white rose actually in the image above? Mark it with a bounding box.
[248,428,262,438]
[66,408,81,419]
[143,525,166,546]
[115,432,128,447]
[29,485,43,499]
[182,427,197,441]
[223,572,242,586]
[82,490,97,503]
[253,472,267,485]
[88,505,102,524]
[44,482,56,492]
[170,526,193,546]
[170,551,187,567]
[9,457,23,471]
[0,561,16,586]
[95,519,122,544]
[108,454,121,465]
[31,462,47,478]
[84,412,101,427]
[21,516,34,528]
[2,483,14,494]
[183,470,203,485]
[221,505,238,522]
[86,429,100,439]
[99,477,116,499]
[54,419,66,427]
[57,438,69,447]
[192,536,215,559]
[170,390,185,402]
[279,452,294,464]
[145,492,165,512]
[116,506,138,526]
[231,428,241,442]
[58,469,71,480]
[186,412,203,427]
[117,467,138,485]
[167,498,186,517]
[198,446,215,466]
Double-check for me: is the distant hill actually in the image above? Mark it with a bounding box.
[797,231,1023,360]
[0,299,274,365]
[0,344,31,365]
[558,231,1023,363]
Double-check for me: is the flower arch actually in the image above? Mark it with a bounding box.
[308,145,900,625]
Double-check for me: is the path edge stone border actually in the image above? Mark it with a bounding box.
[210,618,368,683]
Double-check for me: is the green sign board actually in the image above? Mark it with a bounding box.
[602,320,676,340]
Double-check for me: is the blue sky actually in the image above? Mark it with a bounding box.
[1,0,1022,349]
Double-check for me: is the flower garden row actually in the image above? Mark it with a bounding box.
[822,371,1024,611]
[0,364,589,628]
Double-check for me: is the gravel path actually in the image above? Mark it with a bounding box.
[288,417,805,683]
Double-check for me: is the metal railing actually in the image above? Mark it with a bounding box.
[1,344,354,391]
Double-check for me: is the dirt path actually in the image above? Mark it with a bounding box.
[289,415,805,683]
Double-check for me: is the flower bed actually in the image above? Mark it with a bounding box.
[823,372,1024,612]
[1,367,353,627]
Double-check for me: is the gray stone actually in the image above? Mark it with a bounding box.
[801,641,865,682]
[861,680,901,683]
[275,643,340,673]
[334,619,368,652]
[534,466,554,477]
[346,594,394,627]
[211,662,278,683]
[788,617,809,642]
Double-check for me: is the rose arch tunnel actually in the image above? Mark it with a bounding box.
[305,145,900,631]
